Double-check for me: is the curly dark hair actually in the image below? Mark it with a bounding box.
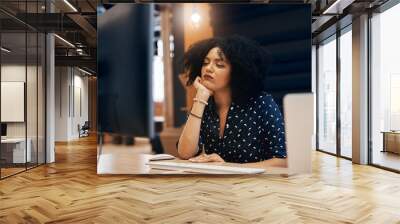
[184,35,271,105]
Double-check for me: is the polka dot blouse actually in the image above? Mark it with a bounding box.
[198,92,287,163]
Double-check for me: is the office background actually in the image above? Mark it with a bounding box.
[0,0,399,177]
[97,3,311,139]
[0,12,46,177]
[1,1,400,222]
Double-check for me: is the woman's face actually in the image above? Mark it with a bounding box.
[200,47,231,92]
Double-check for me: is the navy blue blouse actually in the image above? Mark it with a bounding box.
[198,92,287,163]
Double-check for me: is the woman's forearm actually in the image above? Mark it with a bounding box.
[177,101,206,159]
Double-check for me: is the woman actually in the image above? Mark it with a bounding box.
[177,35,287,167]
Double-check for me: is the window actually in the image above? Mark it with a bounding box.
[370,2,400,171]
[339,28,352,158]
[153,39,165,103]
[317,36,337,154]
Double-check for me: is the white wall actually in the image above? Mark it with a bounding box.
[1,65,39,138]
[55,67,89,141]
[72,73,89,138]
[55,67,69,141]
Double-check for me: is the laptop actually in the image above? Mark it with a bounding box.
[283,93,314,174]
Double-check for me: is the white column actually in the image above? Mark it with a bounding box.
[312,45,317,150]
[352,14,369,164]
[46,32,55,163]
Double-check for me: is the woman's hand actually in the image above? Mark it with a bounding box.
[193,76,213,100]
[189,153,225,163]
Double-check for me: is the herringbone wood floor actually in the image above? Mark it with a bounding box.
[1,135,400,224]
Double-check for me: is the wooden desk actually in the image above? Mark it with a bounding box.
[97,145,288,175]
[381,131,400,154]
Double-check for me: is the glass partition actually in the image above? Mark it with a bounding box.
[38,32,45,165]
[0,1,46,179]
[27,30,38,169]
[339,28,352,158]
[371,3,400,171]
[1,31,28,177]
[317,35,337,155]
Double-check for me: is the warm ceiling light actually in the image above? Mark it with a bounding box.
[1,47,11,53]
[191,7,201,28]
[54,34,75,48]
[63,0,78,12]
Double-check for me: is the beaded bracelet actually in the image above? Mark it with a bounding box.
[189,112,202,119]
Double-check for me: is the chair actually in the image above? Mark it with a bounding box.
[79,121,90,138]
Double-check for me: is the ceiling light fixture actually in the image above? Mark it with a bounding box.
[323,0,341,14]
[76,48,85,56]
[191,6,201,28]
[63,0,78,12]
[54,34,75,48]
[78,67,92,76]
[322,0,354,15]
[1,47,11,53]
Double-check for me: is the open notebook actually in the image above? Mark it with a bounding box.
[148,154,176,161]
[147,161,265,174]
